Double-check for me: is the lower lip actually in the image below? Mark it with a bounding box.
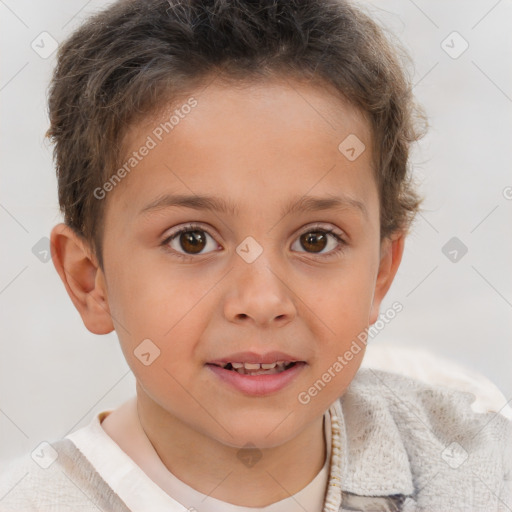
[205,362,306,396]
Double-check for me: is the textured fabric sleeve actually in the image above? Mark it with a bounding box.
[498,433,512,512]
[0,439,131,512]
[369,369,512,512]
[362,344,512,420]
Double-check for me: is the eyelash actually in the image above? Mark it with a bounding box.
[160,223,347,261]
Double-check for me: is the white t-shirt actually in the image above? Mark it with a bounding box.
[66,403,332,512]
[2,368,510,511]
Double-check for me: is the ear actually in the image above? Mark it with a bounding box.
[50,223,114,335]
[369,231,405,325]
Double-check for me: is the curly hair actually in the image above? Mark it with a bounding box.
[46,0,427,270]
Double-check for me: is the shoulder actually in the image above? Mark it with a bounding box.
[351,366,508,415]
[347,367,512,446]
[0,438,124,512]
[343,368,512,508]
[0,450,64,511]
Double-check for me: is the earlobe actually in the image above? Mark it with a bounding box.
[50,223,114,335]
[369,232,405,325]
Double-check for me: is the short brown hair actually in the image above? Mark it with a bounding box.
[46,0,427,270]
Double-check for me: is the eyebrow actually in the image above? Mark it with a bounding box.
[139,193,368,219]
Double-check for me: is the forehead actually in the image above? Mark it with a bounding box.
[126,76,373,155]
[108,77,377,225]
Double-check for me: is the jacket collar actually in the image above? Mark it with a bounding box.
[339,368,414,496]
[324,368,415,511]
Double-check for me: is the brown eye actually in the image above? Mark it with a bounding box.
[179,230,207,254]
[163,224,219,258]
[291,227,346,257]
[300,231,328,253]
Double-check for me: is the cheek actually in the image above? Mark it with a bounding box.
[106,250,213,334]
[302,263,376,331]
[302,262,375,381]
[129,354,204,422]
[116,318,202,410]
[108,260,220,367]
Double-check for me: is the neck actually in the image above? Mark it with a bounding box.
[136,392,327,507]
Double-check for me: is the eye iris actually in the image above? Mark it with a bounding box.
[301,231,327,253]
[180,230,206,254]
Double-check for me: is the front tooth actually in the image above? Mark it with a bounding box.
[244,362,261,370]
[231,362,244,369]
[261,362,277,369]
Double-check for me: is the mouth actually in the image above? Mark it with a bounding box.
[205,359,306,396]
[207,360,300,376]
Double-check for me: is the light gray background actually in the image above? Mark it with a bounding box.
[1,0,511,468]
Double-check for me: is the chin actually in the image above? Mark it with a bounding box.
[206,411,306,451]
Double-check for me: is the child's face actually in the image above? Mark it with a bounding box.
[77,78,402,448]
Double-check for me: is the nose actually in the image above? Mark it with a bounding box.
[223,255,297,328]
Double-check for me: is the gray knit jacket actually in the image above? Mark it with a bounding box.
[0,368,510,511]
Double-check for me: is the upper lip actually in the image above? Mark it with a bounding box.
[207,351,305,365]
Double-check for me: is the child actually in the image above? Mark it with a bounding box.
[1,0,510,510]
